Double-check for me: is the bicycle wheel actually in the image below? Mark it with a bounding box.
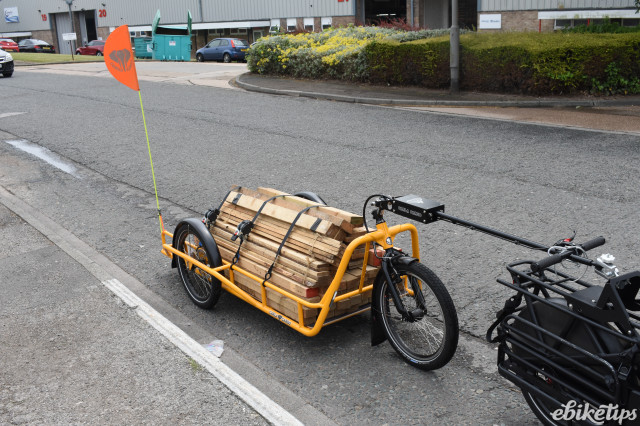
[373,261,458,370]
[174,224,222,309]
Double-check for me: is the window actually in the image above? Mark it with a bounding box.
[269,18,280,34]
[554,19,571,29]
[321,17,332,30]
[304,18,314,32]
[219,39,229,46]
[287,18,297,32]
[208,28,224,36]
[230,28,247,35]
[622,18,640,27]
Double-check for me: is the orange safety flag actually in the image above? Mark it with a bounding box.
[104,25,140,91]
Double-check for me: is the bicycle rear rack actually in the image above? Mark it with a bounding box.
[495,262,640,409]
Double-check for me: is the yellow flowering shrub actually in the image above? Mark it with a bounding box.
[247,26,451,80]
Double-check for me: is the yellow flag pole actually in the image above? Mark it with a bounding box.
[138,90,164,234]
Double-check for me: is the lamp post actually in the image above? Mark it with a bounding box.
[450,0,459,93]
[65,0,76,59]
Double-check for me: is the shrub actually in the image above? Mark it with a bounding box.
[247,26,456,81]
[248,27,640,96]
[458,32,640,95]
[563,17,640,34]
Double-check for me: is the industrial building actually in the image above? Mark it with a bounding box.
[1,1,637,56]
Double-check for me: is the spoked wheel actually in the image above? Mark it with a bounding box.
[174,224,222,309]
[223,53,231,63]
[196,53,204,62]
[96,51,103,56]
[374,261,458,370]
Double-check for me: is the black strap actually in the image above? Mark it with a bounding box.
[310,218,322,232]
[486,294,521,343]
[262,205,320,286]
[203,186,241,226]
[231,194,291,265]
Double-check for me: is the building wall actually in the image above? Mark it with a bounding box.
[0,0,355,35]
[477,11,555,32]
[478,0,636,12]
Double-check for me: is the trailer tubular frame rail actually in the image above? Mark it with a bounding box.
[161,223,420,337]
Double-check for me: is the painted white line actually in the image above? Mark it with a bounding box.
[0,184,303,426]
[0,112,26,119]
[5,139,81,178]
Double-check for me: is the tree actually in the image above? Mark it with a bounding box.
[637,0,640,12]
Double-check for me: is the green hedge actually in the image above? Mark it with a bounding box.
[365,36,450,87]
[366,32,640,95]
[248,29,640,95]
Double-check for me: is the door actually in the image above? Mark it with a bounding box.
[215,39,229,60]
[54,12,73,55]
[252,30,264,43]
[202,39,220,60]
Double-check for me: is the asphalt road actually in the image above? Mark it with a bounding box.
[1,64,639,424]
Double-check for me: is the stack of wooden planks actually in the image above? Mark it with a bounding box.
[210,186,379,325]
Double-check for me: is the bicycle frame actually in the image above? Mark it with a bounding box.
[160,216,420,337]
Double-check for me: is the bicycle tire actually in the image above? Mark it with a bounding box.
[174,224,222,309]
[373,261,458,370]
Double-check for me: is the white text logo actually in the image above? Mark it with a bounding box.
[551,400,637,425]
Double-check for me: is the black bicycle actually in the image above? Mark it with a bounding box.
[409,202,640,425]
[488,236,640,425]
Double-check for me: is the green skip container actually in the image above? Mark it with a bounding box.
[151,10,192,61]
[133,36,152,59]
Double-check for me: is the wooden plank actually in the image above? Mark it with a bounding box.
[257,187,364,227]
[214,228,330,282]
[226,191,341,238]
[220,205,343,251]
[217,210,343,264]
[236,187,356,234]
[218,245,323,296]
[215,216,340,265]
[233,273,319,324]
[211,223,330,271]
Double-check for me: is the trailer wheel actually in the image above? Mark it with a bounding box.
[293,191,327,205]
[174,220,222,309]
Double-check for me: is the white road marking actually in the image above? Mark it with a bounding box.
[5,139,81,178]
[0,112,26,118]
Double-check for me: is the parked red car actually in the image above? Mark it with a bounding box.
[0,38,19,52]
[76,40,105,56]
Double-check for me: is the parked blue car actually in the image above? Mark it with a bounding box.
[196,38,249,63]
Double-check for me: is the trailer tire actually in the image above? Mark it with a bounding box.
[293,191,327,205]
[173,219,222,309]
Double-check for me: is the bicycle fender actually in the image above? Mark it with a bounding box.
[371,269,387,346]
[391,255,419,268]
[170,218,222,270]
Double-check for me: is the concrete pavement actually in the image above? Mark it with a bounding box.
[0,185,300,425]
